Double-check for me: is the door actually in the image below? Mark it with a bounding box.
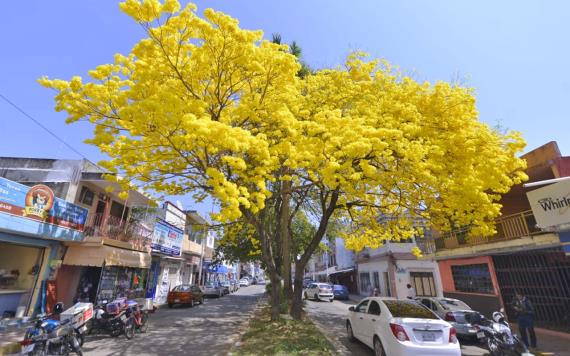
[94,200,106,227]
[352,299,370,339]
[410,272,437,297]
[383,272,391,297]
[362,300,381,347]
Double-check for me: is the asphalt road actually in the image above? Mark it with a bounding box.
[82,285,265,356]
[304,297,489,356]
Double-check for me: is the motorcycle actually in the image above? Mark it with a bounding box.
[127,300,149,333]
[88,298,135,339]
[20,302,83,356]
[472,309,533,356]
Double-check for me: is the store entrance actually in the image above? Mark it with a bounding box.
[0,242,44,317]
[75,267,101,303]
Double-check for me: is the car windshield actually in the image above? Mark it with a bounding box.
[439,299,471,310]
[383,300,439,319]
[173,285,191,292]
[333,285,346,291]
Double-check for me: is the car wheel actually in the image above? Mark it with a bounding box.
[346,321,356,342]
[200,297,204,304]
[304,292,308,300]
[329,298,334,302]
[314,293,318,301]
[373,336,385,356]
[168,303,173,308]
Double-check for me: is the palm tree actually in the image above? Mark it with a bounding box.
[271,33,312,78]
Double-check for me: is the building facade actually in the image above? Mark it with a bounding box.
[427,141,570,331]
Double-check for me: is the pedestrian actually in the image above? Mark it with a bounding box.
[513,290,537,349]
[370,288,380,297]
[406,283,416,299]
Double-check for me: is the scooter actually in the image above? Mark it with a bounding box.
[20,302,83,356]
[88,298,135,339]
[473,309,533,356]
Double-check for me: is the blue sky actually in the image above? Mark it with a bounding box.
[1,0,569,216]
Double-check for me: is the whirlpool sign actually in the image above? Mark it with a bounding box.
[527,178,570,229]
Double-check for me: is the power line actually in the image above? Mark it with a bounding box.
[0,93,89,160]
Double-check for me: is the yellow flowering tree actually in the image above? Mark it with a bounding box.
[40,0,527,320]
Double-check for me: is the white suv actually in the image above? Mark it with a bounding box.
[304,283,334,302]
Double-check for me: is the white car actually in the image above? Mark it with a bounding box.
[304,283,334,302]
[346,297,460,356]
[239,278,250,287]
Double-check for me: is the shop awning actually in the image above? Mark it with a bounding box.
[63,245,151,269]
[329,267,355,275]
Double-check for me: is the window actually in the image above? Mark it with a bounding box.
[79,186,95,206]
[173,285,191,292]
[355,300,369,313]
[410,272,437,297]
[368,301,381,315]
[383,272,391,297]
[421,299,437,311]
[373,272,380,290]
[451,264,494,294]
[383,300,438,319]
[359,272,371,294]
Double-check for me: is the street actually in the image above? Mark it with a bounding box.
[82,285,265,356]
[304,298,489,356]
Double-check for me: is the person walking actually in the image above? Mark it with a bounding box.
[406,283,416,299]
[513,290,537,349]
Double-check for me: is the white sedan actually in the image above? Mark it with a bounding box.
[239,278,250,287]
[304,283,334,302]
[346,297,460,356]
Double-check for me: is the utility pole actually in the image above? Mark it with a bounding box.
[197,226,206,286]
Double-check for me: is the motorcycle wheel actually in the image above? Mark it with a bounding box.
[138,313,149,333]
[486,338,501,356]
[110,327,122,338]
[125,319,135,340]
[74,330,85,347]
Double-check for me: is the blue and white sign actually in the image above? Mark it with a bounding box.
[0,177,88,241]
[151,219,183,256]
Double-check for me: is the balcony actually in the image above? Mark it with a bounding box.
[84,213,153,250]
[182,238,203,255]
[431,210,543,252]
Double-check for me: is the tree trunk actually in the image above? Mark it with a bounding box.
[281,180,292,300]
[269,270,282,321]
[290,263,305,320]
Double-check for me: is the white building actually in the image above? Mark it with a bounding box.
[356,239,443,298]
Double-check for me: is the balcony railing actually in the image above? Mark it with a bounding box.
[430,210,542,252]
[84,213,153,250]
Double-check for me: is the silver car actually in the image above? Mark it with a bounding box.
[202,282,224,298]
[417,297,483,340]
[304,283,334,302]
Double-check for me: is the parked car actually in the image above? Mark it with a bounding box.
[347,298,460,356]
[417,297,481,340]
[202,282,224,298]
[168,284,204,307]
[239,278,250,287]
[333,284,350,300]
[257,278,266,285]
[219,281,231,295]
[304,283,334,302]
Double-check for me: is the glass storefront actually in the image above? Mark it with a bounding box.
[97,266,148,303]
[0,242,44,317]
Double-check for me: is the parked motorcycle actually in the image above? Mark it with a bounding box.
[472,309,533,356]
[20,303,83,356]
[88,298,135,339]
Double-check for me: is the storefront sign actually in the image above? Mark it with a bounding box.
[527,179,570,229]
[151,219,183,256]
[0,177,88,241]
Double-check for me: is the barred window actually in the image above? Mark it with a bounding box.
[451,263,494,294]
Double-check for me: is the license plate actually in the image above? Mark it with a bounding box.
[174,299,180,303]
[421,332,436,342]
[477,332,485,338]
[22,344,35,353]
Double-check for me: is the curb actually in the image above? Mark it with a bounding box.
[227,296,267,355]
[306,315,350,356]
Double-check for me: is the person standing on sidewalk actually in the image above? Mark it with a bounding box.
[406,284,416,299]
[513,290,537,349]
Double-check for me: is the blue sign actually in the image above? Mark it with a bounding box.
[151,219,183,256]
[0,177,88,241]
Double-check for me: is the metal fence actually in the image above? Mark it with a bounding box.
[84,212,153,249]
